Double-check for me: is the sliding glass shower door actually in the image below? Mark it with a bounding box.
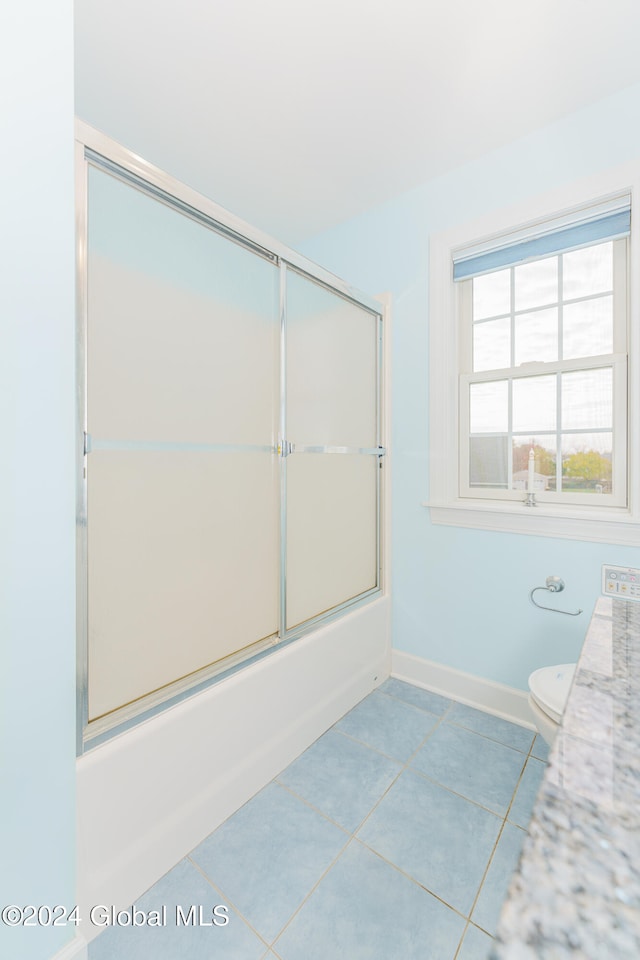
[80,149,384,741]
[284,269,380,631]
[86,166,280,722]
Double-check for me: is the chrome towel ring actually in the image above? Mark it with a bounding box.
[530,576,582,616]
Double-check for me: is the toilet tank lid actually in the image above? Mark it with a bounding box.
[529,663,577,723]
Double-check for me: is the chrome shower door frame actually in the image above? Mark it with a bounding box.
[76,121,386,752]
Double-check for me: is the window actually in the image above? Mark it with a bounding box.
[459,232,627,507]
[428,179,639,543]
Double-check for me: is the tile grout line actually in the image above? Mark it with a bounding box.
[186,854,272,951]
[314,692,538,948]
[269,700,473,950]
[265,834,358,949]
[451,920,471,960]
[380,690,537,945]
[274,779,353,834]
[88,682,543,960]
[379,683,537,757]
[463,747,532,939]
[165,686,537,958]
[352,835,472,925]
[273,686,537,944]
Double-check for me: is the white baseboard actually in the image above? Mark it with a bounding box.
[50,935,87,960]
[391,650,535,729]
[78,597,390,943]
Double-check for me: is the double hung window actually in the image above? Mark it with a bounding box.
[455,199,629,508]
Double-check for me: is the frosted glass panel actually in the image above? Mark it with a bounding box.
[84,165,382,726]
[87,451,279,720]
[286,455,377,630]
[286,270,378,447]
[86,167,281,720]
[87,167,279,445]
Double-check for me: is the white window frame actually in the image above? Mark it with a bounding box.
[427,163,640,545]
[459,239,627,507]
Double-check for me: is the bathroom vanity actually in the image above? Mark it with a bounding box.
[492,596,640,958]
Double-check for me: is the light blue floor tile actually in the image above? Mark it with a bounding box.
[335,689,439,761]
[274,841,465,960]
[472,823,527,936]
[190,782,346,943]
[446,703,535,753]
[357,769,501,916]
[457,923,494,960]
[378,677,452,716]
[531,733,550,761]
[508,757,546,828]
[276,728,401,832]
[88,858,264,960]
[410,723,526,816]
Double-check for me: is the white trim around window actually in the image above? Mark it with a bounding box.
[426,161,640,545]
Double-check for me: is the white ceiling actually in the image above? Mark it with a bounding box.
[75,0,640,244]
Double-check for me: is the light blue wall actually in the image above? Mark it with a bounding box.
[0,4,76,959]
[302,82,640,690]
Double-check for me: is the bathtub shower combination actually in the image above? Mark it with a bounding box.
[75,122,390,930]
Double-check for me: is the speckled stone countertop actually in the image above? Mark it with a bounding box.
[492,596,640,959]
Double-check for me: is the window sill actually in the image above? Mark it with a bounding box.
[423,499,639,545]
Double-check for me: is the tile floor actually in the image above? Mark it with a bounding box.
[88,678,549,960]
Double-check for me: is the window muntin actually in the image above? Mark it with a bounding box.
[459,238,627,506]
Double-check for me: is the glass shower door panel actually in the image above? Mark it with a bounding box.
[87,451,279,721]
[87,167,278,445]
[86,167,279,719]
[286,270,378,448]
[285,270,380,630]
[285,454,378,631]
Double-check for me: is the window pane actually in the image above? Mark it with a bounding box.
[473,269,510,320]
[512,437,556,491]
[473,317,510,371]
[512,375,556,432]
[562,368,612,430]
[514,307,557,365]
[469,380,508,433]
[469,436,508,488]
[563,296,613,360]
[563,242,613,300]
[514,257,558,311]
[561,433,613,494]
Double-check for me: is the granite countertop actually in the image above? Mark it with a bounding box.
[492,596,640,959]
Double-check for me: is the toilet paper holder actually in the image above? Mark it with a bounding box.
[530,576,583,616]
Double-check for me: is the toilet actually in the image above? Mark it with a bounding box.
[527,662,576,746]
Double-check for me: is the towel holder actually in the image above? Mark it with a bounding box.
[529,576,582,616]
